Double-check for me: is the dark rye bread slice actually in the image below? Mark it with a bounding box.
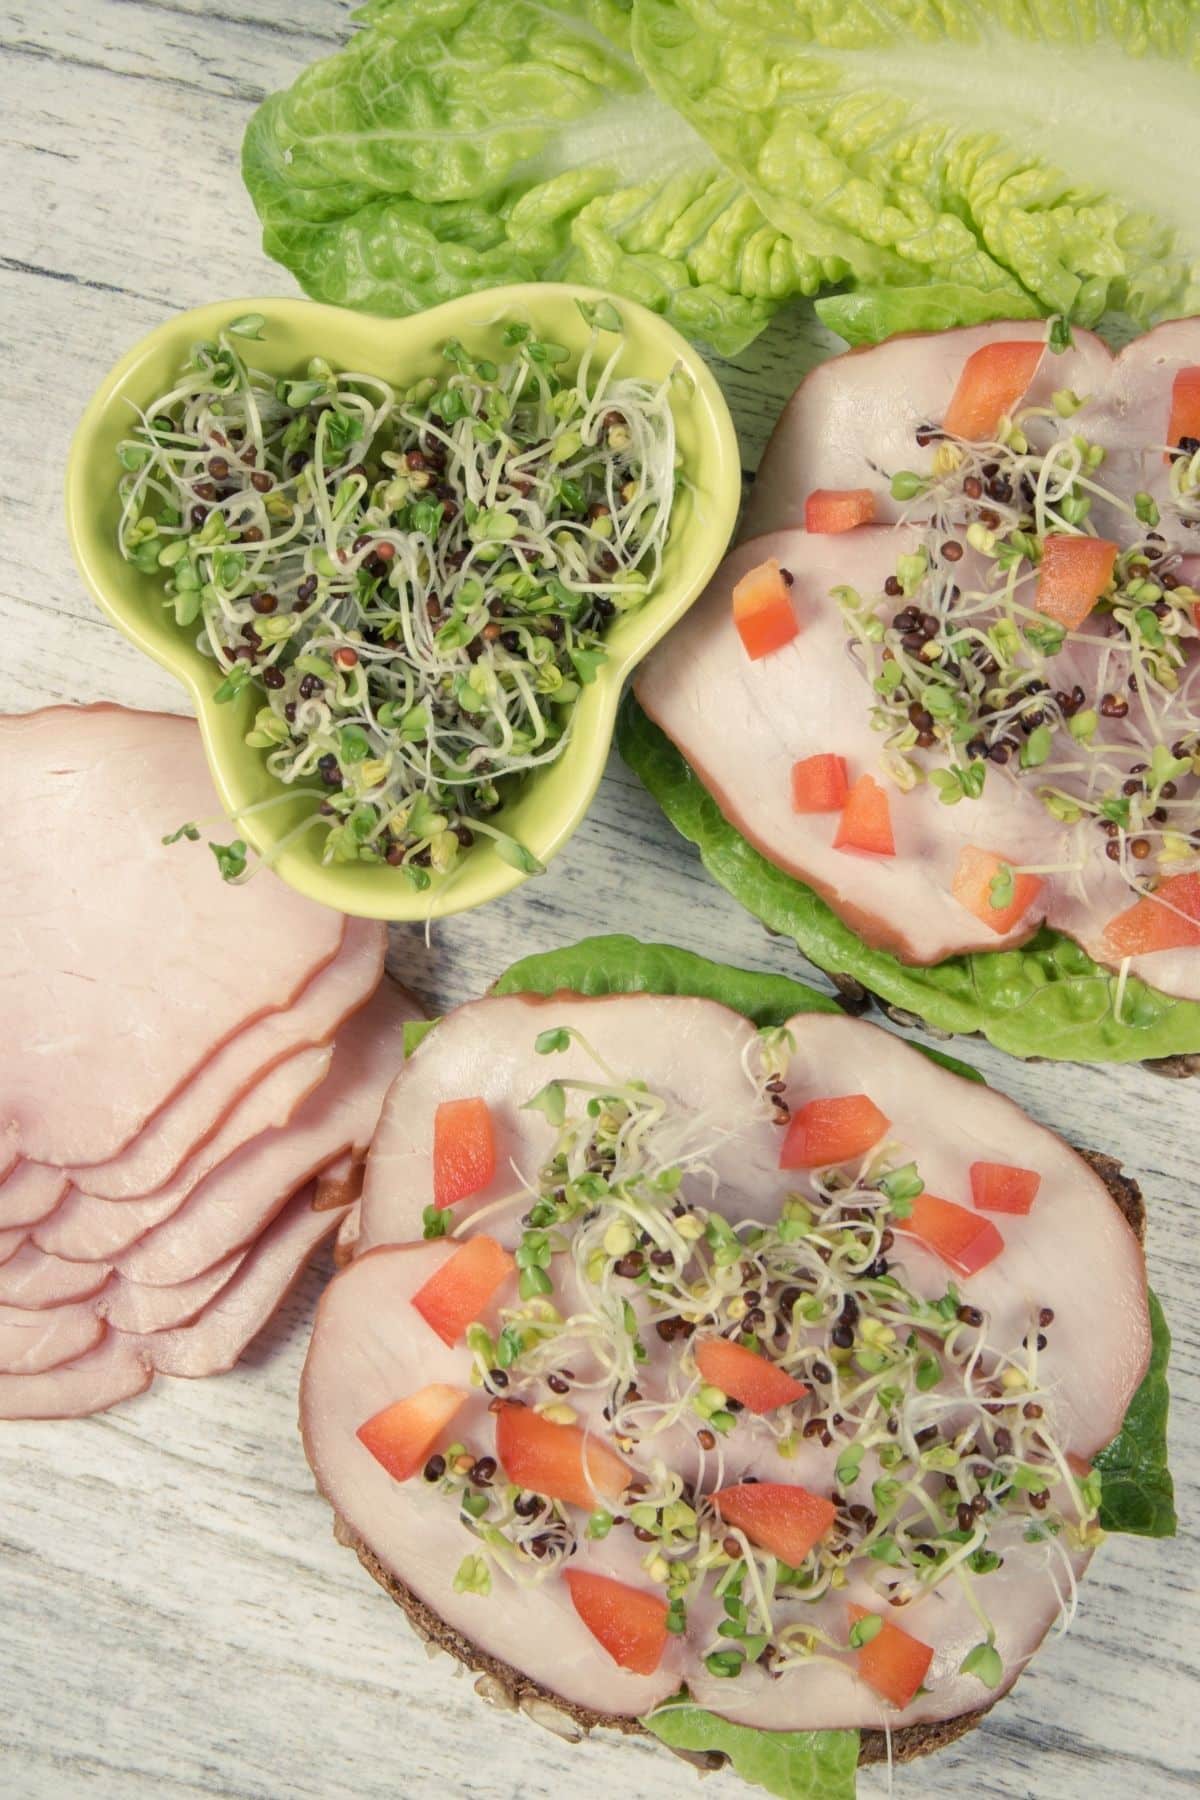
[322,1150,1145,1774]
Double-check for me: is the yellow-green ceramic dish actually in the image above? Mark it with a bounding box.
[66,286,739,919]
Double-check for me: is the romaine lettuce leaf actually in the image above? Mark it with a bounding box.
[493,932,985,1081]
[617,695,1200,1062]
[643,1699,858,1800]
[242,0,823,356]
[1096,1290,1176,1538]
[632,0,1200,331]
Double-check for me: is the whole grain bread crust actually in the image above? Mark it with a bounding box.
[326,1151,1145,1773]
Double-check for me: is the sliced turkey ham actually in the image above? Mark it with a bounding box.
[636,527,1200,995]
[303,1243,684,1719]
[0,1335,154,1420]
[0,1244,113,1309]
[0,706,346,1169]
[0,1183,351,1416]
[0,1298,107,1375]
[117,980,424,1286]
[139,1184,347,1379]
[319,992,1149,1732]
[64,917,384,1200]
[740,319,1200,550]
[0,1163,68,1230]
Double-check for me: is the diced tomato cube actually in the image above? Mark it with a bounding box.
[563,1570,669,1675]
[1035,535,1118,631]
[732,558,799,660]
[791,753,849,814]
[833,774,895,856]
[942,340,1043,441]
[1104,871,1200,957]
[433,1097,495,1210]
[970,1161,1041,1215]
[714,1483,836,1567]
[495,1403,631,1509]
[952,845,1043,936]
[848,1604,934,1709]
[694,1338,808,1414]
[411,1235,515,1347]
[804,488,876,534]
[780,1094,890,1169]
[905,1192,1004,1276]
[356,1384,467,1483]
[1166,367,1200,462]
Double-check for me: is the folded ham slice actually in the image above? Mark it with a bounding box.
[0,1183,350,1416]
[0,1163,68,1230]
[64,917,384,1200]
[0,1297,107,1375]
[318,991,1149,1735]
[0,1244,113,1309]
[118,980,424,1287]
[0,1335,153,1420]
[0,706,346,1169]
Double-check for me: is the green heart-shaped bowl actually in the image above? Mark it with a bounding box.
[66,286,739,919]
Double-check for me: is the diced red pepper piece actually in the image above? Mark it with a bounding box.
[1035,535,1118,631]
[714,1482,837,1567]
[942,340,1043,441]
[833,774,895,856]
[790,753,849,814]
[563,1570,669,1675]
[848,1604,934,1709]
[433,1097,496,1210]
[780,1094,890,1170]
[356,1384,468,1483]
[495,1402,631,1509]
[1166,367,1200,462]
[732,558,799,660]
[411,1235,515,1347]
[694,1337,808,1414]
[804,488,876,534]
[1104,871,1200,957]
[952,845,1043,937]
[970,1161,1042,1215]
[906,1192,1004,1276]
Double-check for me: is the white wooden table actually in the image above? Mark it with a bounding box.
[1,5,1196,1797]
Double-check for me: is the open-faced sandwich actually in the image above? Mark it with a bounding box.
[300,937,1172,1798]
[625,320,1200,1062]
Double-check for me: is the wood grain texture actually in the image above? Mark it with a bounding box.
[0,4,1195,1796]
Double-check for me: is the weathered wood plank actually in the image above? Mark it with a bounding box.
[0,4,1195,1797]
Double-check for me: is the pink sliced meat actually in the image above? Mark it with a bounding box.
[302,1243,683,1719]
[740,321,1113,540]
[636,524,1200,997]
[0,1163,68,1230]
[118,981,424,1286]
[324,991,1148,1730]
[35,1185,186,1263]
[0,1298,107,1375]
[0,706,347,1169]
[66,916,384,1199]
[359,993,1147,1455]
[0,1243,112,1309]
[40,1043,333,1258]
[0,1334,152,1419]
[99,1253,248,1335]
[138,1184,346,1379]
[0,1226,27,1266]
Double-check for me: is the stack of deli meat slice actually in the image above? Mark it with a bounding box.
[0,706,421,1418]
